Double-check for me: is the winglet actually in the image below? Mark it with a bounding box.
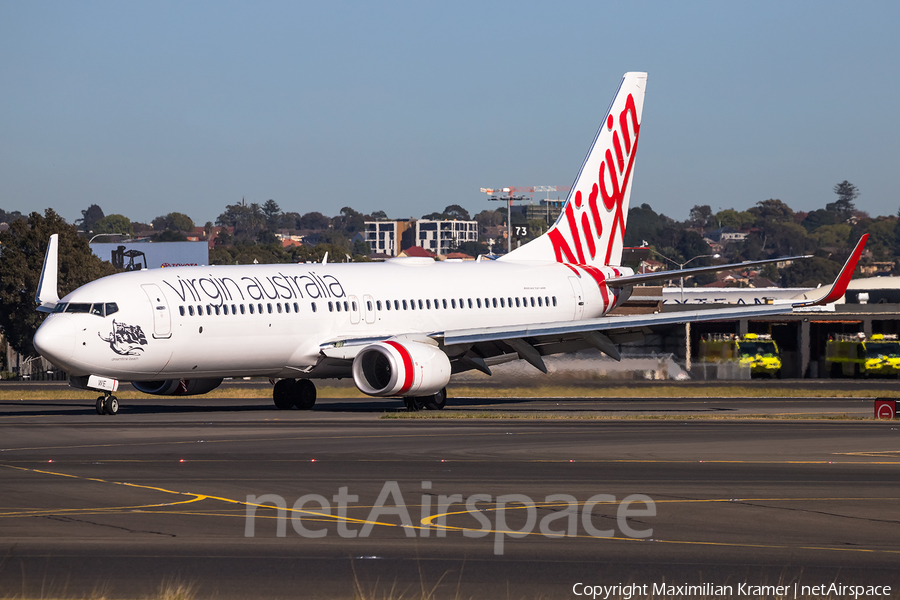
[792,234,868,307]
[35,234,60,312]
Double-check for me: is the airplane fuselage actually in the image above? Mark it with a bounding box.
[35,258,632,382]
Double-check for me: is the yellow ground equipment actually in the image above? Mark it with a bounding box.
[825,333,900,378]
[700,333,782,377]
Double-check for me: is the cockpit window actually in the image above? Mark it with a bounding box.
[66,303,92,313]
[59,302,118,317]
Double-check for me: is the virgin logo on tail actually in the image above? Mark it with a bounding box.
[549,92,641,266]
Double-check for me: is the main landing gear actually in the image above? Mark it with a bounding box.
[95,393,119,416]
[404,388,447,412]
[273,378,317,410]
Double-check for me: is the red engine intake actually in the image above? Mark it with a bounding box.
[352,340,450,397]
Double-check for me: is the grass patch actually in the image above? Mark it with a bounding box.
[381,412,870,421]
[2,383,897,402]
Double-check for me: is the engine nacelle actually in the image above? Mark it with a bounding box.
[131,378,223,396]
[352,340,450,397]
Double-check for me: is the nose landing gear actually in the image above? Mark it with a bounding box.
[95,393,119,415]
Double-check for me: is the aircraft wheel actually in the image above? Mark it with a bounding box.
[423,388,447,411]
[104,396,118,415]
[294,379,317,410]
[273,379,297,410]
[96,397,106,415]
[404,397,424,412]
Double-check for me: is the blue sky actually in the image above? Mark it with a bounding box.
[2,1,898,227]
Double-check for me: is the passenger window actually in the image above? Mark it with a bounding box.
[426,299,431,309]
[284,303,290,313]
[403,300,408,310]
[376,300,382,311]
[240,304,246,314]
[353,301,358,311]
[492,298,498,308]
[418,300,423,310]
[224,305,230,315]
[552,296,557,306]
[500,298,505,308]
[205,306,211,316]
[385,301,391,311]
[367,300,373,311]
[477,298,482,308]
[467,299,473,308]
[249,304,255,314]
[515,298,520,307]
[188,306,194,316]
[336,302,341,312]
[442,299,448,309]
[451,299,457,309]
[507,297,512,307]
[276,303,282,314]
[258,303,263,314]
[267,303,272,314]
[215,305,221,315]
[179,306,185,316]
[293,302,299,312]
[538,297,543,307]
[459,298,464,308]
[311,302,317,312]
[344,301,349,311]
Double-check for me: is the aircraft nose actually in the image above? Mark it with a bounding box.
[33,315,76,364]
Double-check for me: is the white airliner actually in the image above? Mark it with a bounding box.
[33,72,867,415]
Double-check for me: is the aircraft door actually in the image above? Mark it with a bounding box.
[568,277,585,320]
[349,295,361,325]
[363,294,376,324]
[141,283,172,339]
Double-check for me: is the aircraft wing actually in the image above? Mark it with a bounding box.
[311,235,867,377]
[606,254,811,288]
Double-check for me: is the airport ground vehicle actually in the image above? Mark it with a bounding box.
[699,333,782,377]
[825,333,900,378]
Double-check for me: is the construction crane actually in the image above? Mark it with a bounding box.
[480,186,571,253]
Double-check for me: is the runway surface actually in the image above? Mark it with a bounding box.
[1,392,899,599]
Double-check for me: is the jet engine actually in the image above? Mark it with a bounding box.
[352,340,450,397]
[131,378,224,396]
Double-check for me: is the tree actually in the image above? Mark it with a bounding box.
[92,214,133,237]
[152,212,194,232]
[828,181,859,221]
[688,205,713,229]
[298,211,331,231]
[443,204,471,221]
[0,209,24,223]
[780,257,841,288]
[370,210,388,221]
[216,203,265,239]
[76,204,105,233]
[332,206,367,235]
[748,199,793,226]
[714,208,754,230]
[262,199,281,231]
[0,209,117,356]
[801,209,837,232]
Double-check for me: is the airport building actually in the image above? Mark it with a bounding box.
[415,219,478,255]
[616,278,900,379]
